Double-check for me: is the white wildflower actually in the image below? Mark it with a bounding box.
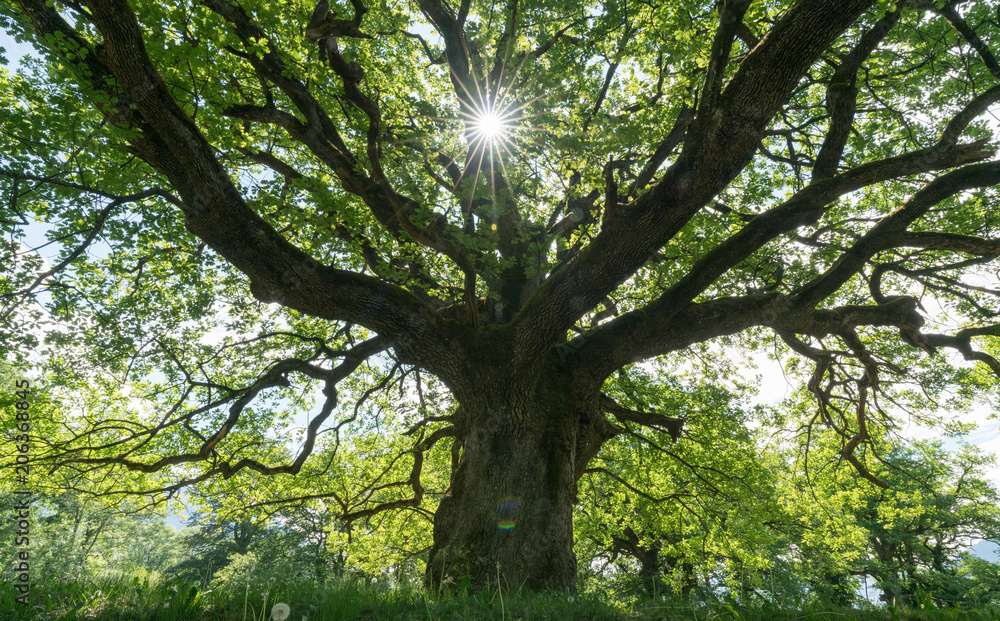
[271,602,290,621]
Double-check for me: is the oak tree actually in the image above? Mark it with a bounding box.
[3,0,1000,591]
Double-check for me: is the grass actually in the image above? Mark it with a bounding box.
[1,574,999,621]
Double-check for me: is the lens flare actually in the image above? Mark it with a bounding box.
[497,495,522,531]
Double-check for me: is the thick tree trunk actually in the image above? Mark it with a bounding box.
[426,371,589,591]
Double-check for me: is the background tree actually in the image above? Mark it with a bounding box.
[171,497,267,586]
[956,552,1000,607]
[575,363,784,601]
[2,0,1000,592]
[851,443,1000,606]
[0,490,182,583]
[777,422,1000,607]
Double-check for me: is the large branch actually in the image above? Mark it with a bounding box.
[569,293,788,380]
[8,0,459,371]
[509,0,878,370]
[695,0,753,122]
[792,160,1000,307]
[877,231,1000,256]
[926,325,1000,377]
[573,287,945,382]
[577,250,1000,387]
[57,337,387,477]
[600,394,683,440]
[935,2,1000,80]
[552,80,998,376]
[206,0,475,276]
[812,5,904,179]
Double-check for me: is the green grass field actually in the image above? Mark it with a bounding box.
[2,574,999,621]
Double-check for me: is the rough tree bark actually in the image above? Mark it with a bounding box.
[420,333,617,589]
[427,379,579,589]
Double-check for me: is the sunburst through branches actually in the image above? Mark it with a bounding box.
[395,31,548,231]
[465,101,515,151]
[448,58,545,220]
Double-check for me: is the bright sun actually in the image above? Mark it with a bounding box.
[474,108,508,143]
